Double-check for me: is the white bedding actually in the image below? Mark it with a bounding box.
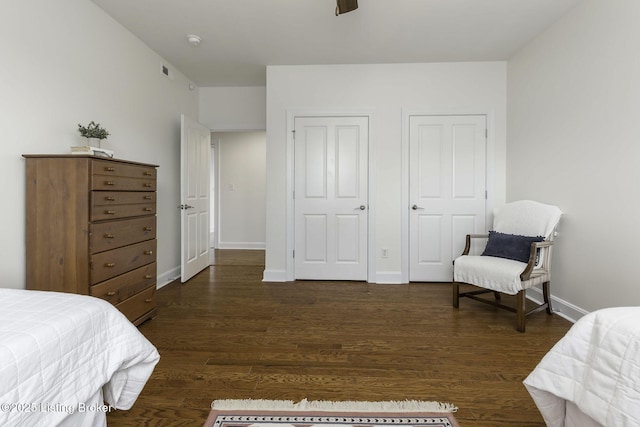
[0,289,160,427]
[524,307,640,427]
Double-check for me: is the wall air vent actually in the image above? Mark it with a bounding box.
[161,63,174,80]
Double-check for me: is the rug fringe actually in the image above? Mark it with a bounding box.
[211,398,458,413]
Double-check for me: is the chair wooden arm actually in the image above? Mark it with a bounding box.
[461,233,489,255]
[520,240,554,280]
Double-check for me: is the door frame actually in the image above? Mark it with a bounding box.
[286,109,376,282]
[209,136,219,263]
[401,109,496,283]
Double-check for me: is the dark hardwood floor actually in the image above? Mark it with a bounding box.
[107,250,572,427]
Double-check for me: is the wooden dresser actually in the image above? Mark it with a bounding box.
[23,155,158,326]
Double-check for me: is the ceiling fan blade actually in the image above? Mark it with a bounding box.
[336,0,358,15]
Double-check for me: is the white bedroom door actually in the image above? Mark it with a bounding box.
[180,114,211,282]
[409,115,487,282]
[294,116,369,280]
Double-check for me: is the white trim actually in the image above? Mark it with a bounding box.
[157,266,180,289]
[218,242,266,250]
[374,271,404,284]
[401,109,496,284]
[262,269,287,282]
[212,136,220,250]
[527,287,586,324]
[208,124,266,132]
[211,398,457,413]
[286,109,376,283]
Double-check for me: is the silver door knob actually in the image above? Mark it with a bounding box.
[359,205,366,210]
[412,205,424,210]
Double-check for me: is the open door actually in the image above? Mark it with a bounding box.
[180,114,211,282]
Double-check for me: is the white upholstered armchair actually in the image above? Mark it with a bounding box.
[452,200,562,332]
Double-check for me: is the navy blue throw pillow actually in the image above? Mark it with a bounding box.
[481,231,544,263]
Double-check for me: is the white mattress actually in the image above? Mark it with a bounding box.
[0,288,160,427]
[524,307,640,427]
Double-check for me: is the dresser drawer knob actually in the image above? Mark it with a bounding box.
[105,210,116,215]
[104,233,115,239]
[144,250,153,255]
[144,274,153,279]
[105,167,115,172]
[106,291,116,296]
[144,227,153,231]
[144,298,153,303]
[143,183,153,188]
[143,207,153,212]
[105,196,116,201]
[143,171,153,176]
[105,263,116,268]
[143,195,152,200]
[105,181,115,186]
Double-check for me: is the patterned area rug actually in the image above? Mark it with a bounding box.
[205,399,459,427]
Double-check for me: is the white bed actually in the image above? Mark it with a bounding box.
[0,288,160,427]
[524,307,640,427]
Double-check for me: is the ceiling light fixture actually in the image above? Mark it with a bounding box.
[335,0,358,16]
[187,34,202,47]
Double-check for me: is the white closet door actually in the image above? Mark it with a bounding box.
[409,115,487,281]
[294,116,369,280]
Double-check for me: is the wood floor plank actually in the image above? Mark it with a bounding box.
[107,249,572,427]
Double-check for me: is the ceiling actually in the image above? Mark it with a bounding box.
[90,0,582,88]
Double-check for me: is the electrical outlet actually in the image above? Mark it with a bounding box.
[381,248,388,258]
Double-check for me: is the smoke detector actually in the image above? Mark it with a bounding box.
[187,34,202,47]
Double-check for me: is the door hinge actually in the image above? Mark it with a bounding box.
[293,250,295,258]
[485,128,488,138]
[292,130,296,140]
[485,190,488,199]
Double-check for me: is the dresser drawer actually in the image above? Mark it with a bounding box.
[91,239,156,284]
[91,201,156,221]
[92,175,156,191]
[90,217,156,254]
[92,191,156,207]
[92,159,156,180]
[90,262,156,304]
[115,285,156,323]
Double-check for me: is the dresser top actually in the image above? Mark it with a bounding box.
[22,154,158,168]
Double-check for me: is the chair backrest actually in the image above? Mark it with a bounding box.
[493,200,562,239]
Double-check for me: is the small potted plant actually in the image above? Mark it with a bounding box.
[77,121,110,147]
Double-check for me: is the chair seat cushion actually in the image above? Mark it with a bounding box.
[454,255,539,295]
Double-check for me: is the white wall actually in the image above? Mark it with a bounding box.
[213,132,267,249]
[265,62,507,282]
[0,0,198,289]
[508,0,640,314]
[200,87,266,131]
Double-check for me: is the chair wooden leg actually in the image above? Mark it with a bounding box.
[543,281,553,315]
[516,290,526,333]
[452,282,459,308]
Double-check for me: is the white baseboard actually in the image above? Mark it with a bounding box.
[373,271,404,284]
[526,287,588,324]
[157,266,181,289]
[262,269,287,282]
[218,242,266,250]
